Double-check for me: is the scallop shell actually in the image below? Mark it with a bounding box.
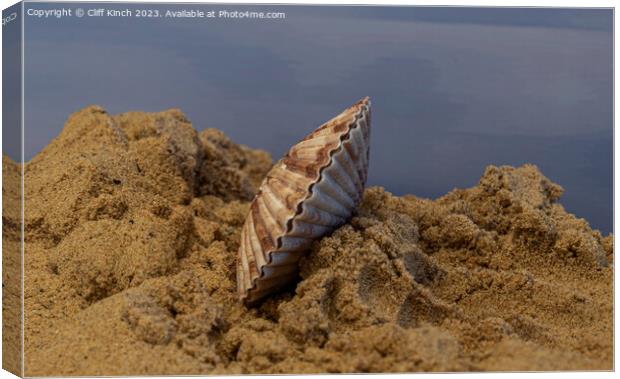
[237,97,371,304]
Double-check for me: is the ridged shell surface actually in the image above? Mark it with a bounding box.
[237,97,371,304]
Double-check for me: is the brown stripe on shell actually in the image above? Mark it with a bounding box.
[264,173,308,211]
[241,225,253,289]
[255,195,285,247]
[236,248,245,295]
[301,113,351,141]
[243,220,260,281]
[249,201,276,264]
[292,133,341,152]
[281,154,326,180]
[288,142,341,162]
[259,182,294,231]
[238,227,248,277]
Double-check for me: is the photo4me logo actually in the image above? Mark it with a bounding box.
[2,12,17,26]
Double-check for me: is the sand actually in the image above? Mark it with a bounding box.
[3,155,22,375]
[5,106,612,375]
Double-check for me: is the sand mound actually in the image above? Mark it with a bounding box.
[15,106,612,375]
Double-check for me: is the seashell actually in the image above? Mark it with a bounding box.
[237,97,371,305]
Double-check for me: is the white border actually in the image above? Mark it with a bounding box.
[0,1,616,379]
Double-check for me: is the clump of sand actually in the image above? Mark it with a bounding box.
[9,106,612,375]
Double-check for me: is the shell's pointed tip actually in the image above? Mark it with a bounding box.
[353,96,371,109]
